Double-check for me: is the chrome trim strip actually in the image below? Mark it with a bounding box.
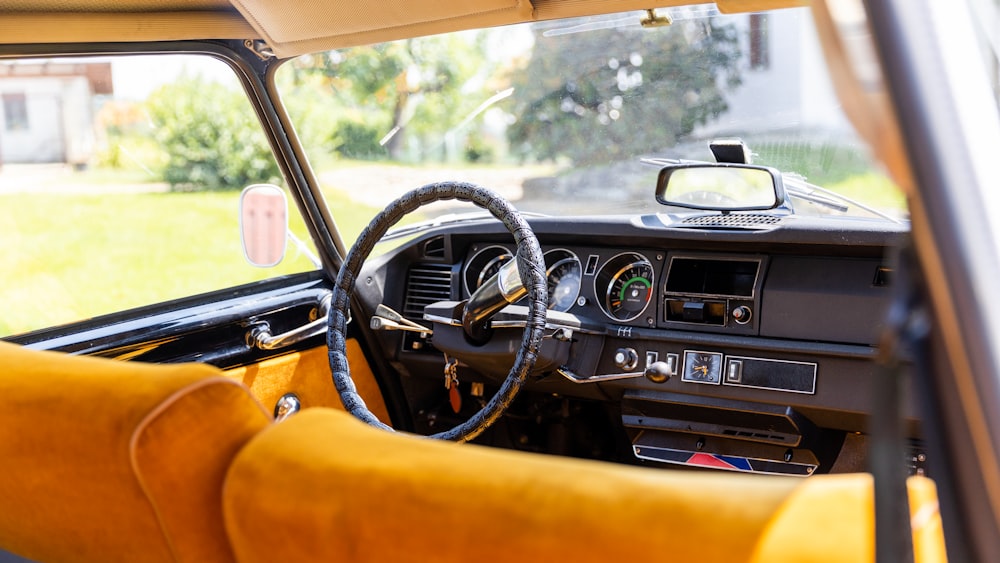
[556,367,644,383]
[423,313,461,327]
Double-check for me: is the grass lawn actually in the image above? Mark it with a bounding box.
[0,189,378,337]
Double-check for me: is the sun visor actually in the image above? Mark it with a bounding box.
[0,11,256,44]
[228,0,535,58]
[230,0,778,58]
[715,0,809,13]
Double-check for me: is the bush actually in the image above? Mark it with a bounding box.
[145,76,280,191]
[332,120,386,160]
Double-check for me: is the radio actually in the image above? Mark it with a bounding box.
[661,254,766,336]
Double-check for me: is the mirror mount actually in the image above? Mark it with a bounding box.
[708,138,753,165]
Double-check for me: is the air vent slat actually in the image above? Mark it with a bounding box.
[403,264,452,321]
[423,236,446,258]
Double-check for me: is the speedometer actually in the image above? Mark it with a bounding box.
[544,249,582,312]
[596,252,654,322]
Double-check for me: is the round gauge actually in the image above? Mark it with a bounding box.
[681,350,723,384]
[544,249,582,312]
[463,245,513,296]
[595,252,655,322]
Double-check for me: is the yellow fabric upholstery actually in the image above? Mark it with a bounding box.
[224,341,391,425]
[223,408,801,563]
[908,476,948,563]
[749,473,946,563]
[0,341,271,563]
[223,408,947,563]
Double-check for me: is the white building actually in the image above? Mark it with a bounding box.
[696,8,851,140]
[0,62,112,166]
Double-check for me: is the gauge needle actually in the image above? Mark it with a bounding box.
[695,366,708,376]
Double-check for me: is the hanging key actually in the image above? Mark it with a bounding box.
[443,354,462,413]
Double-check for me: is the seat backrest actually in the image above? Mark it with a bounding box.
[0,341,271,563]
[222,407,947,563]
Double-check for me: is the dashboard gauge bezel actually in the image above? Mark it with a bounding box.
[462,244,513,297]
[543,248,583,312]
[680,350,724,385]
[594,251,655,322]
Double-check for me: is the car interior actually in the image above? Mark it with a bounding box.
[3,0,999,561]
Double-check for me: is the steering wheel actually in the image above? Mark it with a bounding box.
[327,181,548,442]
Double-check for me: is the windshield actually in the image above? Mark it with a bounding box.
[276,5,905,243]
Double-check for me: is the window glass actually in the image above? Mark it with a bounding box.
[276,6,906,248]
[0,54,317,337]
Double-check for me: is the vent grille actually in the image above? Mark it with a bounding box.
[681,214,782,228]
[423,236,446,258]
[402,263,453,320]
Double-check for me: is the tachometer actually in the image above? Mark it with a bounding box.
[544,249,582,312]
[463,245,513,296]
[596,252,654,322]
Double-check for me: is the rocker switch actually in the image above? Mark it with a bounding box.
[726,360,743,383]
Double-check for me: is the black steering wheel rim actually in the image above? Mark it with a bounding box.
[327,181,548,442]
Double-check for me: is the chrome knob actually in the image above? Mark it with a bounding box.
[732,305,753,325]
[273,393,301,422]
[614,347,639,371]
[644,361,672,384]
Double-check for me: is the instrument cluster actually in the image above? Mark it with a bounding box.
[462,244,659,323]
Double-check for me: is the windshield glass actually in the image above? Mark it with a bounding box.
[276,5,905,244]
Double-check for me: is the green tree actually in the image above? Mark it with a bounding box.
[145,76,280,191]
[288,34,491,161]
[508,20,742,164]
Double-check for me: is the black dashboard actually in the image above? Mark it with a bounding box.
[358,211,922,477]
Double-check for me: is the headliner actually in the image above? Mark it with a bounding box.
[0,0,805,58]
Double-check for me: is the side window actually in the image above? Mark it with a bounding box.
[0,55,317,337]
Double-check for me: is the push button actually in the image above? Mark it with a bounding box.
[726,359,742,383]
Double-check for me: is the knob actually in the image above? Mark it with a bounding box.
[614,347,639,371]
[644,361,672,384]
[732,305,752,325]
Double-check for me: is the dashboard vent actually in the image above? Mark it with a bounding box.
[423,236,446,258]
[680,214,782,228]
[402,263,453,320]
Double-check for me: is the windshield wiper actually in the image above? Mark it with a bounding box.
[783,176,905,224]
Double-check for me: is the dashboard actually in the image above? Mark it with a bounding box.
[359,212,923,477]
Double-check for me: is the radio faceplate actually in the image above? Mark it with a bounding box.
[660,253,768,336]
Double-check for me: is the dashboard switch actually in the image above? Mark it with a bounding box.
[726,359,743,383]
[614,347,639,371]
[732,305,753,325]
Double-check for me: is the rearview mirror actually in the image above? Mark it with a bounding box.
[240,184,288,267]
[655,164,785,212]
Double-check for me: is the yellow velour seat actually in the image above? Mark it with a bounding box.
[0,341,271,563]
[222,407,947,563]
